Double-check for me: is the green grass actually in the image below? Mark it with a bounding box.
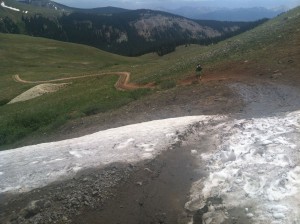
[132,7,300,83]
[0,33,134,100]
[0,33,145,148]
[0,6,299,149]
[0,75,150,146]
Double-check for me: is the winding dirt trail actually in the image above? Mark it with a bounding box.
[13,72,155,91]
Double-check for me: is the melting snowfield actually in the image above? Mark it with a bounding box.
[0,116,219,194]
[186,111,300,224]
[0,111,300,223]
[1,1,20,11]
[1,1,28,13]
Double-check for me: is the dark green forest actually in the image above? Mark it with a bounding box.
[0,9,268,56]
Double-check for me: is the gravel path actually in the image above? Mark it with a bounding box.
[13,72,154,90]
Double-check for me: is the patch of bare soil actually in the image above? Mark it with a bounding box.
[8,83,68,104]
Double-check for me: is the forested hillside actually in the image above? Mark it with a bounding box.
[1,0,267,55]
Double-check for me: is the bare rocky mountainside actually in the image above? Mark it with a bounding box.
[1,0,266,56]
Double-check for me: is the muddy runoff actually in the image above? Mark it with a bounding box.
[0,122,215,224]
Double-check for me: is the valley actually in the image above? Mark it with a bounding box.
[0,0,266,56]
[0,1,300,224]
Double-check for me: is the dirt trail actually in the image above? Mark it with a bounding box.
[13,72,154,91]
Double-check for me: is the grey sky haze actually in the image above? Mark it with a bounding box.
[55,0,300,10]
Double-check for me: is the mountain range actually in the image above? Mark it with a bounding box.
[1,0,267,56]
[166,6,286,21]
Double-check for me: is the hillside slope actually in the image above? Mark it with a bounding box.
[0,0,266,56]
[0,6,300,224]
[17,0,130,14]
[0,6,299,150]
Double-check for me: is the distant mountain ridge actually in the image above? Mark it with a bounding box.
[17,0,72,11]
[14,0,288,22]
[1,0,267,56]
[168,6,285,21]
[18,0,130,14]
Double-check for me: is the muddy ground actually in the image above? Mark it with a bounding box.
[0,128,207,224]
[1,59,300,223]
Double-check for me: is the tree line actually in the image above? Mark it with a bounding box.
[0,11,268,56]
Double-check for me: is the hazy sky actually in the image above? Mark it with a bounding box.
[55,0,300,10]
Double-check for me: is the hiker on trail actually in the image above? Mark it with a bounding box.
[196,64,202,72]
[196,64,203,79]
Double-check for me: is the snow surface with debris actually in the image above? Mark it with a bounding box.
[186,110,300,224]
[1,1,20,11]
[1,110,300,223]
[0,115,220,194]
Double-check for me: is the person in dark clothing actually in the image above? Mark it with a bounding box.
[196,64,202,79]
[196,64,202,72]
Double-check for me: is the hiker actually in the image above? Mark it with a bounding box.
[196,64,202,79]
[196,64,202,72]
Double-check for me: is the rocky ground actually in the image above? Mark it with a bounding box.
[0,118,213,224]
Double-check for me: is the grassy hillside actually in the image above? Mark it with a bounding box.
[134,6,300,82]
[0,6,299,149]
[0,34,145,146]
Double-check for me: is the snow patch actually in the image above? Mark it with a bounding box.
[42,158,65,164]
[116,138,135,149]
[72,166,82,172]
[8,83,68,104]
[136,143,156,152]
[0,172,3,175]
[69,151,82,158]
[2,110,299,222]
[1,2,20,11]
[186,111,300,224]
[191,150,198,155]
[0,116,215,194]
[166,133,176,138]
[142,153,153,159]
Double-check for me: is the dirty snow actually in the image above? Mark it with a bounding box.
[1,109,300,223]
[186,110,300,224]
[0,115,219,194]
[1,2,20,11]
